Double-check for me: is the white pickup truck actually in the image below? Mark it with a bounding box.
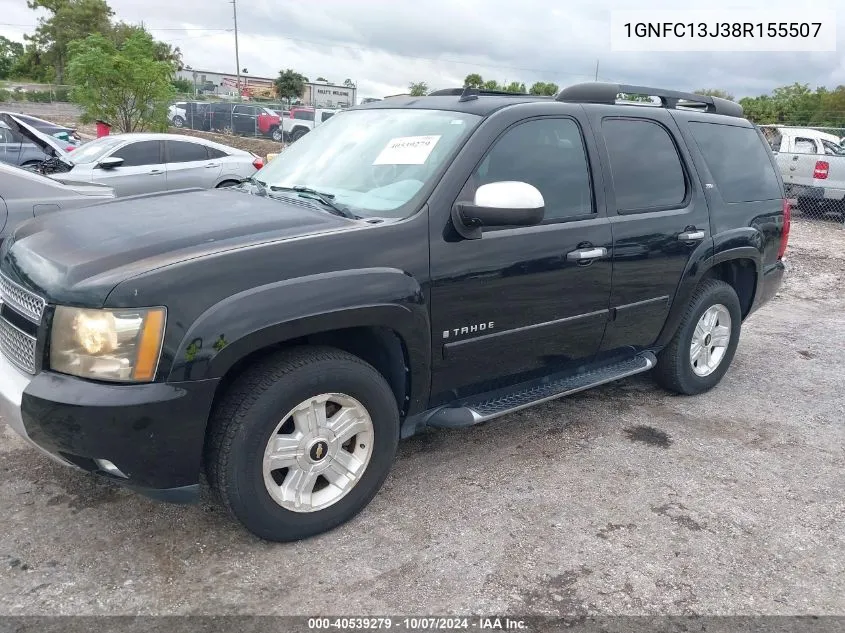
[282,107,339,142]
[762,125,845,218]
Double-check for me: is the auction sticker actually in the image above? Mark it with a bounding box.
[373,135,441,165]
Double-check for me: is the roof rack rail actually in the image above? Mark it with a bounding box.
[428,87,531,98]
[555,82,744,118]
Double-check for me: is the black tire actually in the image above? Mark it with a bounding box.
[653,279,742,396]
[205,346,400,542]
[172,115,185,128]
[291,127,308,142]
[270,126,283,142]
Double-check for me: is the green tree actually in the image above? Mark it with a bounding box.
[343,78,355,87]
[67,30,174,132]
[25,0,114,84]
[408,81,429,96]
[316,76,328,82]
[483,79,500,90]
[694,88,735,101]
[464,73,484,89]
[110,22,183,70]
[171,77,193,93]
[503,81,526,93]
[0,36,24,79]
[275,68,308,101]
[529,81,559,96]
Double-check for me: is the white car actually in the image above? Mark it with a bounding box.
[43,133,263,197]
[168,103,188,128]
[282,107,340,142]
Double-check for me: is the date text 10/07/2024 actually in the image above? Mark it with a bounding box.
[307,617,528,630]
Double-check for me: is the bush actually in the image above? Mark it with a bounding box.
[25,90,53,103]
[0,88,10,102]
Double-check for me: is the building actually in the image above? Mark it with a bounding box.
[176,68,275,98]
[176,68,358,107]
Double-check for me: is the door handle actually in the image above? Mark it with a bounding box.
[678,230,705,241]
[205,163,220,168]
[566,247,607,262]
[149,170,164,175]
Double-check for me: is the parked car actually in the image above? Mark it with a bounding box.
[0,121,52,168]
[168,102,188,127]
[0,83,788,542]
[762,125,845,216]
[204,103,283,141]
[282,106,339,142]
[6,113,82,148]
[9,122,263,197]
[0,161,114,244]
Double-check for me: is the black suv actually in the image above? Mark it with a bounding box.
[0,83,789,542]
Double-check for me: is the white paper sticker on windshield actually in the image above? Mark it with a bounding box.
[373,135,441,165]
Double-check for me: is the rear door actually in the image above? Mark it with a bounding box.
[165,140,220,190]
[94,140,166,196]
[787,135,823,189]
[584,107,711,353]
[233,105,257,135]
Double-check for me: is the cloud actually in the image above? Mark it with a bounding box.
[2,0,843,99]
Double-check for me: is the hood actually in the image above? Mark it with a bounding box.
[0,188,353,305]
[0,112,69,158]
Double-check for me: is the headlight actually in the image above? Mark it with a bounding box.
[50,306,166,382]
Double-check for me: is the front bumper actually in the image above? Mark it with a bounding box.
[0,350,219,503]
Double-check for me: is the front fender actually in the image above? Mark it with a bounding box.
[167,267,430,404]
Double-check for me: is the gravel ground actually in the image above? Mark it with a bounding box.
[0,219,843,617]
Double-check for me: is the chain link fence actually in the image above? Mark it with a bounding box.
[168,99,287,141]
[762,124,845,227]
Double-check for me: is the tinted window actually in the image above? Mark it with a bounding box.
[293,110,315,121]
[167,140,209,163]
[234,105,256,116]
[207,147,228,159]
[112,140,161,167]
[689,122,782,203]
[603,119,686,210]
[462,118,593,220]
[321,112,335,122]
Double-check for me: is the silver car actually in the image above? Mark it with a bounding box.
[48,133,262,197]
[0,161,114,244]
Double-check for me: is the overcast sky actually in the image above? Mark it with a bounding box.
[2,0,843,100]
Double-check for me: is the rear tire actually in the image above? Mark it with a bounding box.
[172,116,185,128]
[205,346,400,542]
[291,128,308,142]
[653,279,742,396]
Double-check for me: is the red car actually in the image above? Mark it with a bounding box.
[205,103,283,141]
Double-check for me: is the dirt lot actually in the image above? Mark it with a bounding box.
[0,101,284,157]
[0,226,844,616]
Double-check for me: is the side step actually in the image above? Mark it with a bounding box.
[427,352,657,429]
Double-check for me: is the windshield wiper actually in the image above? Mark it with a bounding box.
[270,185,359,220]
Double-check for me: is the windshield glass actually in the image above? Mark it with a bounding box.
[67,136,125,164]
[254,108,480,218]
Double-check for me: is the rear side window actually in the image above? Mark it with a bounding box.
[793,138,817,154]
[294,110,315,121]
[602,118,686,211]
[167,140,209,163]
[207,147,228,159]
[321,111,335,122]
[111,140,162,167]
[822,139,845,156]
[688,122,782,203]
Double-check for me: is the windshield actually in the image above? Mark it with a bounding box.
[254,108,480,218]
[67,136,125,164]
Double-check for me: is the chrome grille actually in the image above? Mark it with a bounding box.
[0,273,46,323]
[0,315,37,374]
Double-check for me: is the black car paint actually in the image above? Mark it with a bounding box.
[0,95,787,501]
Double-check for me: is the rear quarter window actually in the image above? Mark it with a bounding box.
[688,122,782,203]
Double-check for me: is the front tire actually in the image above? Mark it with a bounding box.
[172,115,185,128]
[653,279,742,395]
[291,127,308,142]
[205,347,400,542]
[270,126,283,142]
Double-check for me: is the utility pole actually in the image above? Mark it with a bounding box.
[232,0,241,100]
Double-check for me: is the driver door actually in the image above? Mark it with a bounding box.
[428,114,613,404]
[94,140,166,196]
